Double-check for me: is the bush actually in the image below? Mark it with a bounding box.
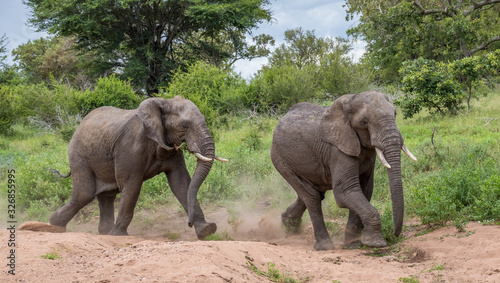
[0,86,14,134]
[10,82,80,124]
[397,58,463,118]
[76,75,141,114]
[406,143,500,226]
[15,143,72,220]
[247,64,322,113]
[164,62,247,127]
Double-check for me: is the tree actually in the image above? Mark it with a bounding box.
[12,36,102,88]
[397,50,500,118]
[0,34,7,67]
[345,0,500,83]
[263,28,371,101]
[25,0,273,95]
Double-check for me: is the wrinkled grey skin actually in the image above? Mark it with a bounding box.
[271,91,414,250]
[49,96,221,239]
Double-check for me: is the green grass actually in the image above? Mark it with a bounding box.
[246,261,305,283]
[1,89,499,241]
[41,252,61,260]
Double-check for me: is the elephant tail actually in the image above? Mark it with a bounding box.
[49,169,71,178]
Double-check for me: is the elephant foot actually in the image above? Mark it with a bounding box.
[281,213,302,233]
[110,227,129,236]
[194,222,217,240]
[343,226,362,249]
[361,230,387,248]
[314,238,335,251]
[342,240,362,249]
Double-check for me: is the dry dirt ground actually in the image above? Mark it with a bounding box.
[2,207,500,283]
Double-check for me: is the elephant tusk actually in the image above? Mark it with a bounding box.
[402,144,417,161]
[194,152,213,162]
[375,148,391,169]
[175,144,183,151]
[215,155,229,162]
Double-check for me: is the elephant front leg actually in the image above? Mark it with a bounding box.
[165,169,216,240]
[335,187,386,248]
[343,171,373,248]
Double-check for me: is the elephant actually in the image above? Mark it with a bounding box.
[270,91,416,250]
[46,96,228,239]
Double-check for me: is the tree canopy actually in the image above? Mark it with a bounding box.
[25,0,273,95]
[345,0,500,83]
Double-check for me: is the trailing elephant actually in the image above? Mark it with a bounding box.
[270,91,416,250]
[22,96,228,239]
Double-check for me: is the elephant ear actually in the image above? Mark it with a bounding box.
[136,98,174,153]
[320,94,361,157]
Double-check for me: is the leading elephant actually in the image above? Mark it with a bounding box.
[270,91,416,250]
[42,96,227,239]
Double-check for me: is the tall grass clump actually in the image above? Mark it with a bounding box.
[406,144,500,227]
[13,136,72,221]
[401,89,500,228]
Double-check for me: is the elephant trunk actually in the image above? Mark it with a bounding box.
[375,126,405,237]
[385,147,404,236]
[187,128,215,227]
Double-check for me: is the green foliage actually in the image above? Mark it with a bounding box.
[13,137,72,220]
[380,203,404,245]
[0,86,15,135]
[41,252,61,260]
[12,36,100,88]
[398,50,500,118]
[248,63,322,112]
[77,75,141,114]
[398,275,419,283]
[10,82,80,124]
[406,141,500,227]
[164,62,247,126]
[346,0,500,83]
[397,58,463,118]
[246,261,300,283]
[248,28,371,113]
[25,0,272,95]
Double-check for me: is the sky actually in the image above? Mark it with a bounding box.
[0,0,364,79]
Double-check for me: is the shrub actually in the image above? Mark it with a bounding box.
[76,75,141,114]
[247,64,322,113]
[164,62,247,127]
[0,85,14,134]
[15,145,72,220]
[397,58,463,119]
[406,143,500,226]
[10,82,80,124]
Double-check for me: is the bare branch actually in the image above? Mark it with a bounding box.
[464,0,500,16]
[466,36,500,56]
[413,0,455,16]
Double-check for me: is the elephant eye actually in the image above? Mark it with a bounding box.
[182,124,188,130]
[361,120,368,126]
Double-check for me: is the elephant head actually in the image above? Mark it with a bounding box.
[320,91,416,237]
[137,96,228,227]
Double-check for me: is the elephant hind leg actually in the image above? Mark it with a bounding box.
[49,169,96,228]
[281,197,306,233]
[277,168,333,250]
[97,193,117,235]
